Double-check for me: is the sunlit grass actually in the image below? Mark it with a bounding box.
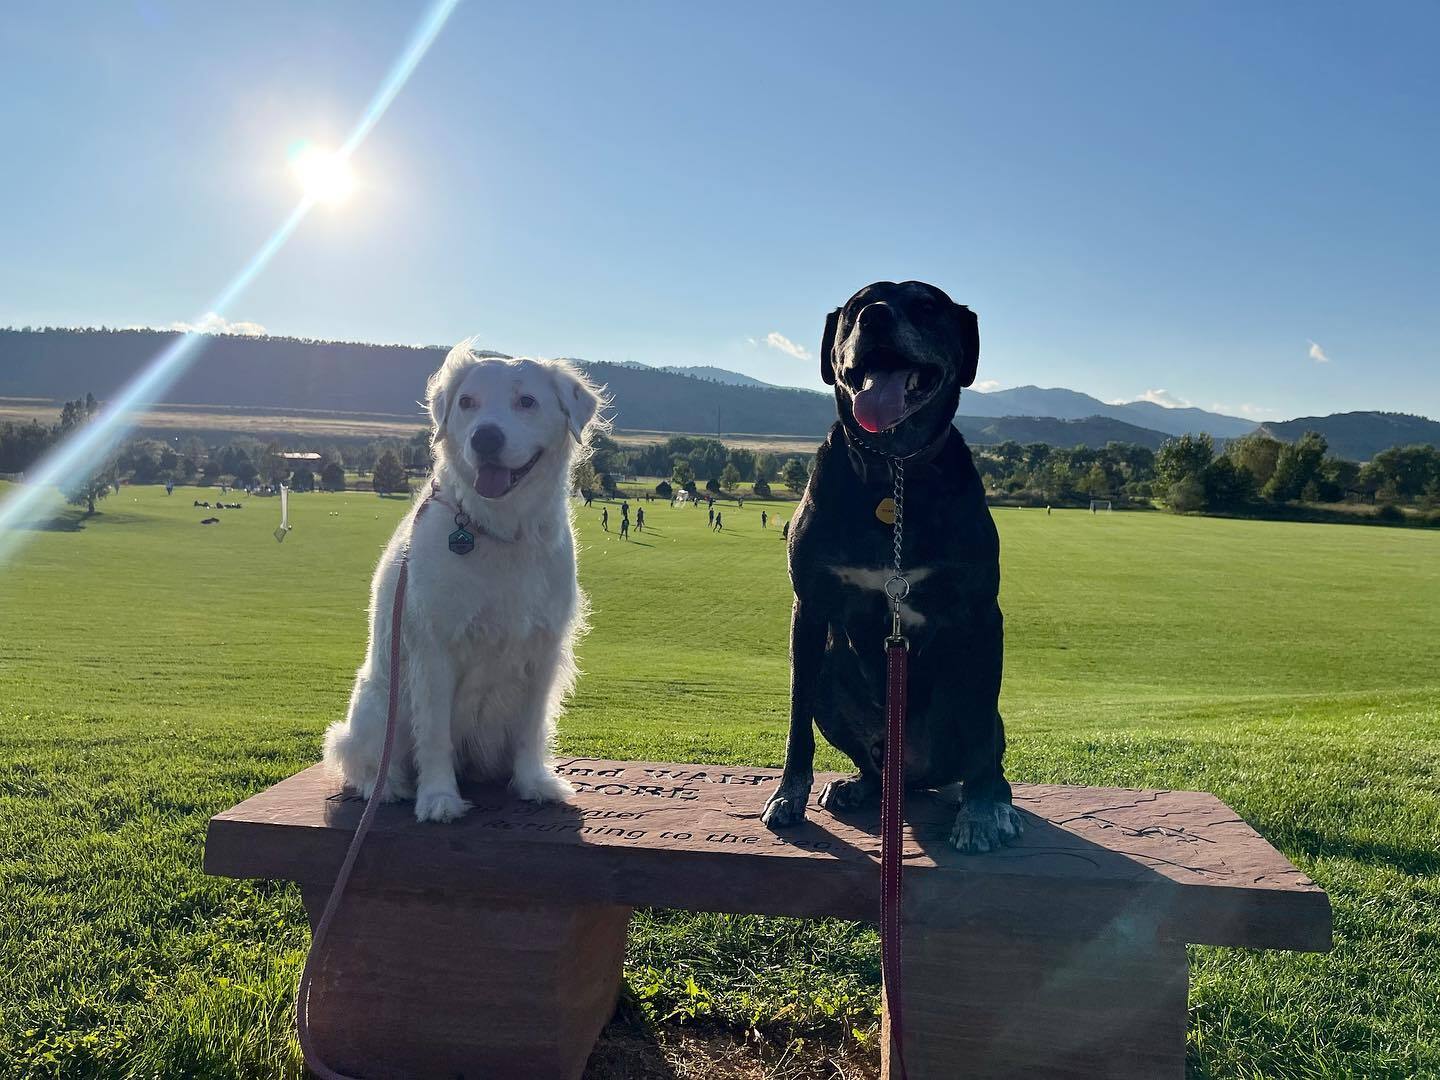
[1,482,1437,1077]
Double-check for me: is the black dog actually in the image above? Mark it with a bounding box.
[760,281,1022,853]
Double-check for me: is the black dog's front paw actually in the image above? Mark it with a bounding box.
[818,773,879,812]
[761,775,813,828]
[950,801,1025,854]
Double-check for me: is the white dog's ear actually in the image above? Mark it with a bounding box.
[426,365,449,437]
[545,360,606,443]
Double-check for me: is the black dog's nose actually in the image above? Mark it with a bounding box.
[470,424,505,457]
[856,302,895,333]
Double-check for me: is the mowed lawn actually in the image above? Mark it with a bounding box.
[1,482,1438,1078]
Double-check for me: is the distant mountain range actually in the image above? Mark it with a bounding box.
[637,366,1259,438]
[1257,412,1440,463]
[657,365,772,388]
[0,328,1434,458]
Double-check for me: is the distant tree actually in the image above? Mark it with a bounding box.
[671,458,696,491]
[321,461,347,492]
[1202,457,1254,510]
[705,476,722,494]
[1156,433,1214,489]
[599,471,618,495]
[781,457,809,494]
[262,441,288,485]
[1081,463,1112,498]
[752,453,775,486]
[1263,432,1327,503]
[721,462,741,490]
[573,460,599,495]
[1167,474,1207,513]
[1155,434,1214,510]
[654,479,673,498]
[52,395,114,514]
[752,476,771,498]
[1226,432,1283,491]
[725,448,755,482]
[290,465,316,492]
[0,419,55,473]
[371,451,408,494]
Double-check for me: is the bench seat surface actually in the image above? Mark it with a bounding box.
[205,758,1330,951]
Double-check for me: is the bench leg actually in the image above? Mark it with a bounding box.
[300,885,631,1080]
[882,927,1188,1079]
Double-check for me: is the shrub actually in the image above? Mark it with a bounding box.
[1166,475,1206,514]
[752,477,771,498]
[1373,504,1405,524]
[654,480,673,498]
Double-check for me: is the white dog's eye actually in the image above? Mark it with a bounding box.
[517,394,537,409]
[458,394,475,410]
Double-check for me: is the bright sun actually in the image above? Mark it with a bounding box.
[289,142,356,207]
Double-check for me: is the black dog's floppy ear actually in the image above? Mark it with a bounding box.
[953,304,980,388]
[819,307,841,386]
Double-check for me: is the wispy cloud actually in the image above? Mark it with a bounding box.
[1113,388,1193,409]
[1308,340,1330,364]
[973,379,1002,392]
[168,312,268,337]
[764,331,811,362]
[1210,402,1277,420]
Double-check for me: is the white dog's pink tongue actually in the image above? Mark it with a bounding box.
[474,465,512,499]
[852,370,909,433]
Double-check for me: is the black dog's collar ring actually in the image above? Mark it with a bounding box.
[884,575,910,603]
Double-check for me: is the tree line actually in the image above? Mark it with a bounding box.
[576,434,813,498]
[5,402,1434,520]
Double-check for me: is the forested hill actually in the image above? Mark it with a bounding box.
[1258,412,1440,462]
[952,414,1171,451]
[0,328,838,436]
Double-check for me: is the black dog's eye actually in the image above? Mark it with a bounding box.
[458,394,476,410]
[517,394,537,409]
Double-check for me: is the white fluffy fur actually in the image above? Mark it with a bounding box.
[323,341,606,822]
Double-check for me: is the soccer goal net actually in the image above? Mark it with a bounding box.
[1089,500,1113,513]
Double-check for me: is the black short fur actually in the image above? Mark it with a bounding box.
[760,281,1023,852]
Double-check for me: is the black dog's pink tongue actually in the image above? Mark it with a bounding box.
[852,370,910,433]
[473,465,512,499]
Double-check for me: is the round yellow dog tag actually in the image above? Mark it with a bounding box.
[875,497,896,525]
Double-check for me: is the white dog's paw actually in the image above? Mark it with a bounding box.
[510,767,575,804]
[414,789,472,823]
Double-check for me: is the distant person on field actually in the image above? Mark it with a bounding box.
[708,507,715,527]
[621,500,629,517]
[636,507,645,532]
[619,515,630,540]
[713,511,723,532]
[781,520,789,540]
[601,507,609,531]
[761,510,768,529]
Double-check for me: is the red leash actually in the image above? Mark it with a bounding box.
[881,458,910,1079]
[295,494,432,1080]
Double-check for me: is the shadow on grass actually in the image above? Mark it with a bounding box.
[13,509,148,532]
[1280,825,1440,877]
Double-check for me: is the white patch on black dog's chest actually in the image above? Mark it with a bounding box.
[829,564,933,627]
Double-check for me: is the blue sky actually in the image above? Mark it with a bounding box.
[1,1,1437,421]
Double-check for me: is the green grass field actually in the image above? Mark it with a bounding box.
[1,482,1437,1078]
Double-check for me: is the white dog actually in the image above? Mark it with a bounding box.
[324,341,605,822]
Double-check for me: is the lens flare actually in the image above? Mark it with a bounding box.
[0,0,462,562]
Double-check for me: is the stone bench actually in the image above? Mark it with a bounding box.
[204,759,1331,1079]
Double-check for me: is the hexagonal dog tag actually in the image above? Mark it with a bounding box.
[448,526,475,555]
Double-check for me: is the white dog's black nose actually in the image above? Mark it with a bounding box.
[470,424,505,457]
